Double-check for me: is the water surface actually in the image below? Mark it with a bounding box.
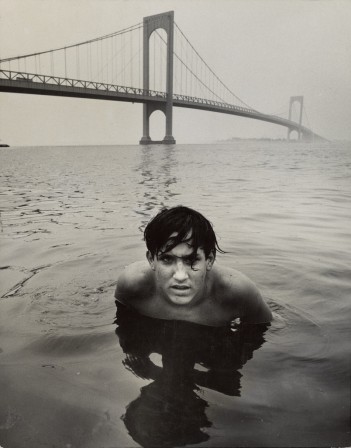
[0,141,350,447]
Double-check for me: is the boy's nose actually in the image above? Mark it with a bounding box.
[173,261,189,281]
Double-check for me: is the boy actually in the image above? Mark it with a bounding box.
[115,206,272,327]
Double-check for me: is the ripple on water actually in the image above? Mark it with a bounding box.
[266,299,330,363]
[26,331,116,357]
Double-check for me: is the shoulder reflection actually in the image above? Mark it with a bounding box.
[115,302,269,447]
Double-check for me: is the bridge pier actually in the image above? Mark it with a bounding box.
[140,102,175,145]
[287,96,303,141]
[139,11,176,145]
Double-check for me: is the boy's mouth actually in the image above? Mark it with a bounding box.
[171,285,190,290]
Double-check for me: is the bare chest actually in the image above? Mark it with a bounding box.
[134,293,240,327]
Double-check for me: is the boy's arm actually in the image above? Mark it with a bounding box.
[114,260,152,305]
[114,269,129,304]
[239,280,272,324]
[218,267,272,324]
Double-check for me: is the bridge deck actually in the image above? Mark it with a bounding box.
[0,70,323,141]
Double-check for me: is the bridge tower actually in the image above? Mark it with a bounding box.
[139,11,176,145]
[287,96,304,141]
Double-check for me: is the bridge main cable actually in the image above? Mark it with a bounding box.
[0,22,143,64]
[174,22,257,112]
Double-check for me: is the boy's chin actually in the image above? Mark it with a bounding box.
[167,293,195,306]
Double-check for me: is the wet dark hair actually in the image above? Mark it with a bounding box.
[144,206,224,260]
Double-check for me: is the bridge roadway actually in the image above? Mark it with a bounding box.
[0,70,323,141]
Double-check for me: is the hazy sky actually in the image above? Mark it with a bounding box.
[0,0,350,146]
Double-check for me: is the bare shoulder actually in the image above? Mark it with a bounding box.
[115,261,153,304]
[212,265,257,295]
[212,265,272,323]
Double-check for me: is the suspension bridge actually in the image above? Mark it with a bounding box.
[0,11,323,144]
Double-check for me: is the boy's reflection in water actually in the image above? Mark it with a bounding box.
[115,302,269,447]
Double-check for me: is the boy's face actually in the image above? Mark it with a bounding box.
[147,236,214,306]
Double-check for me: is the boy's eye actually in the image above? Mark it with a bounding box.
[158,255,201,265]
[185,257,200,265]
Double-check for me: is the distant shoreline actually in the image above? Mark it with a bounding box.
[218,137,288,143]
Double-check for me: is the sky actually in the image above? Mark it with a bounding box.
[0,0,350,146]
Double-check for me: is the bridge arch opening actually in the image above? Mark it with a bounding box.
[288,129,299,141]
[149,109,166,141]
[149,29,167,93]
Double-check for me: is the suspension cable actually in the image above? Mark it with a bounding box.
[0,23,142,64]
[156,29,227,104]
[174,22,257,110]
